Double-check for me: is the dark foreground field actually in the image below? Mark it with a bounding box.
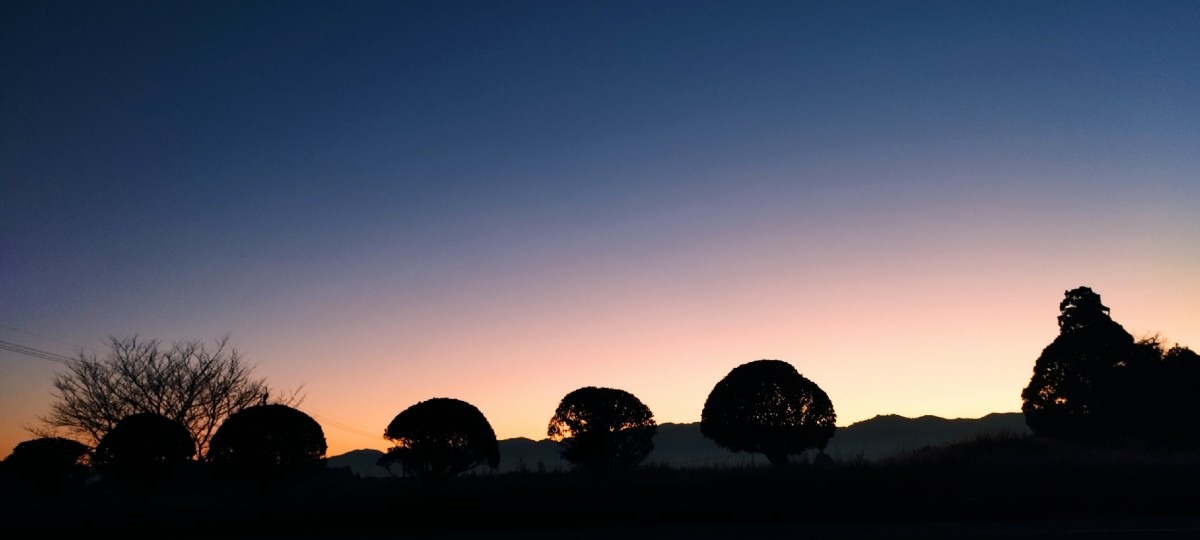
[6,436,1200,538]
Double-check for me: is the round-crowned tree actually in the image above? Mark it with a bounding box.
[382,397,499,485]
[701,360,836,466]
[547,386,656,476]
[2,437,91,494]
[207,404,327,477]
[93,412,195,485]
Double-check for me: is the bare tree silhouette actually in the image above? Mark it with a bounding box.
[41,336,301,458]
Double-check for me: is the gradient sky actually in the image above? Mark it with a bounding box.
[2,1,1198,460]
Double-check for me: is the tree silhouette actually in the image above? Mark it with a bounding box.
[93,412,195,487]
[1057,286,1118,333]
[547,386,656,476]
[207,404,327,479]
[381,397,499,485]
[41,335,300,458]
[1,437,91,495]
[1159,344,1200,446]
[701,359,836,466]
[1021,287,1143,440]
[1133,339,1200,447]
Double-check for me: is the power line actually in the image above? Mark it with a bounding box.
[306,410,384,444]
[0,339,75,365]
[0,323,94,353]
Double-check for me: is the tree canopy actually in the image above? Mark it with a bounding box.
[1057,286,1117,334]
[1021,286,1200,446]
[701,359,836,466]
[547,386,656,476]
[41,335,299,458]
[1149,343,1200,447]
[2,437,91,494]
[5,437,90,469]
[382,397,500,485]
[1021,287,1142,440]
[207,404,327,476]
[93,412,195,485]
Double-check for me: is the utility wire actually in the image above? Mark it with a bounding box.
[0,324,95,354]
[307,411,384,444]
[0,339,75,365]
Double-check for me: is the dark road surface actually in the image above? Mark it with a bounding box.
[431,518,1200,540]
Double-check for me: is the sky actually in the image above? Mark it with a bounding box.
[2,0,1198,460]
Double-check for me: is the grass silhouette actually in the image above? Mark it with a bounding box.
[6,433,1200,537]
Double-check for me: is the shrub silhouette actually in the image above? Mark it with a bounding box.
[207,404,326,479]
[93,412,195,488]
[701,359,836,466]
[547,386,656,476]
[382,397,500,485]
[2,437,91,494]
[1116,336,1200,447]
[1154,344,1200,447]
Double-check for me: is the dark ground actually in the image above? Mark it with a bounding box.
[6,436,1200,538]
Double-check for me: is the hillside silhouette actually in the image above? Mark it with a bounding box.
[327,412,1028,476]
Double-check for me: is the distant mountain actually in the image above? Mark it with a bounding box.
[644,422,769,469]
[326,412,1030,477]
[494,436,568,473]
[325,449,393,478]
[825,412,1029,461]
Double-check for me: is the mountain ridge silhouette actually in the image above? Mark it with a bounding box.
[328,412,1028,477]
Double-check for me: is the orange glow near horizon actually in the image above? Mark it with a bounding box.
[3,198,1197,460]
[269,234,1199,457]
